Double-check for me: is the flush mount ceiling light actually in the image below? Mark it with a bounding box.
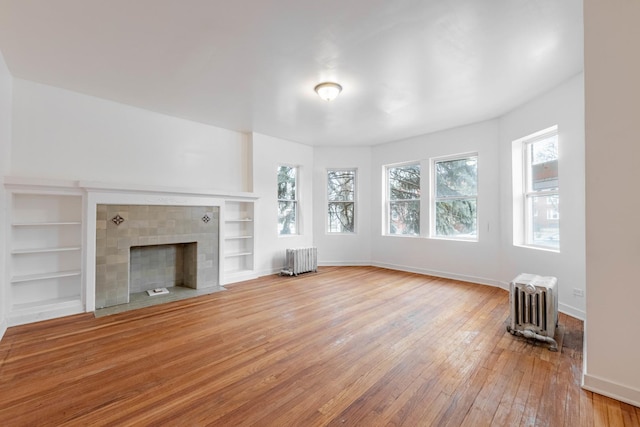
[314,82,342,101]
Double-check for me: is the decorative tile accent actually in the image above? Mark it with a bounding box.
[111,214,125,226]
[202,213,211,223]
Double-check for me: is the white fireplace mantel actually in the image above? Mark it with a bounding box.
[4,176,258,322]
[79,180,258,201]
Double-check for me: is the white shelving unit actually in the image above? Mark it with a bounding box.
[224,200,257,284]
[7,188,85,325]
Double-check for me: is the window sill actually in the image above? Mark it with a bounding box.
[513,243,560,253]
[429,236,478,243]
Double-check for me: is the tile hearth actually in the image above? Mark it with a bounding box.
[94,285,226,317]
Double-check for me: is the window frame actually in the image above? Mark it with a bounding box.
[430,153,479,241]
[385,162,421,237]
[326,168,357,234]
[277,164,298,236]
[522,127,559,250]
[512,125,559,251]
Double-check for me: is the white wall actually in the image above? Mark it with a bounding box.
[499,73,586,319]
[583,0,640,406]
[11,79,250,191]
[0,50,12,338]
[252,133,314,276]
[313,146,372,265]
[370,120,503,287]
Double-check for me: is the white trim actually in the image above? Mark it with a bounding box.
[0,318,7,341]
[559,303,585,321]
[318,261,370,267]
[371,263,585,320]
[8,300,84,327]
[513,125,559,249]
[371,261,505,289]
[4,176,258,200]
[582,373,640,408]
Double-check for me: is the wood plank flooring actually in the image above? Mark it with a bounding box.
[0,266,638,426]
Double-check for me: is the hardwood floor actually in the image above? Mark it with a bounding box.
[0,266,638,426]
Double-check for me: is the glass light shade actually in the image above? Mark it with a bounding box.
[314,82,342,101]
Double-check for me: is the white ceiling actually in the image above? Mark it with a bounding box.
[0,0,583,146]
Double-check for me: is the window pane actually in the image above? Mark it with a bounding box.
[390,200,420,235]
[328,170,355,202]
[328,202,354,233]
[278,201,296,234]
[389,165,420,200]
[435,199,477,238]
[529,135,558,191]
[277,166,296,200]
[531,135,558,164]
[436,157,477,198]
[528,195,559,248]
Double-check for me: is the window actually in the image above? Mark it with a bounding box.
[277,165,297,235]
[522,128,559,249]
[387,163,420,235]
[327,169,356,233]
[432,155,478,239]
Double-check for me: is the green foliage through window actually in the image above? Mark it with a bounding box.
[434,156,477,238]
[388,164,420,235]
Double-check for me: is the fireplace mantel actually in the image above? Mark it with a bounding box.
[80,180,258,201]
[5,176,258,201]
[4,176,258,323]
[83,181,257,312]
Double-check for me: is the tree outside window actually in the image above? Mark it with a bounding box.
[387,164,420,235]
[433,156,478,239]
[327,169,356,233]
[277,165,297,235]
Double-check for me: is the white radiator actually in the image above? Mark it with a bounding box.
[281,247,318,276]
[507,273,559,351]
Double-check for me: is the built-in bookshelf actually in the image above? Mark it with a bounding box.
[224,200,256,284]
[7,188,84,325]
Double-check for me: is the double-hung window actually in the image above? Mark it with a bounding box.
[277,165,297,235]
[432,155,478,240]
[387,163,420,235]
[327,169,356,233]
[522,127,559,249]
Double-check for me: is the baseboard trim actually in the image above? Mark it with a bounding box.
[256,263,586,321]
[371,261,506,290]
[318,261,371,267]
[583,373,640,408]
[0,317,7,342]
[559,303,586,321]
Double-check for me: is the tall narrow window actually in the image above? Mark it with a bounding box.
[327,169,356,233]
[387,163,420,235]
[432,155,478,239]
[523,128,559,249]
[277,165,297,235]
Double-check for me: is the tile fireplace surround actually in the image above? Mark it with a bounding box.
[95,204,219,308]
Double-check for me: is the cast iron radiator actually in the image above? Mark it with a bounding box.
[507,273,559,351]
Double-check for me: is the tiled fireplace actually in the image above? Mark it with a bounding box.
[95,204,219,308]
